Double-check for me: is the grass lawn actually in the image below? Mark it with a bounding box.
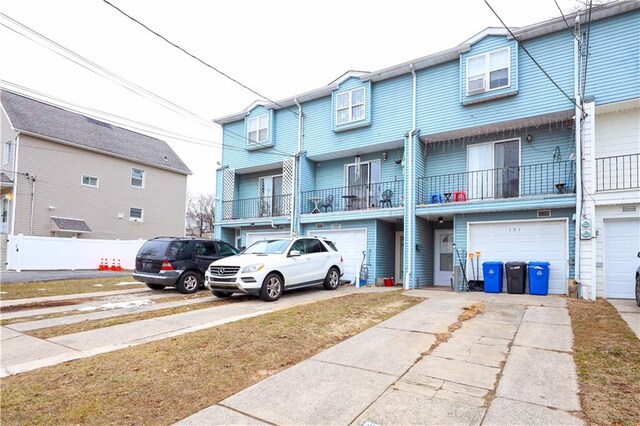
[0,292,422,425]
[0,277,143,300]
[567,298,640,425]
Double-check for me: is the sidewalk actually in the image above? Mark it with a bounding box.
[178,290,584,425]
[0,286,390,377]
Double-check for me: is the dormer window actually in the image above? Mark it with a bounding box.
[336,88,365,125]
[247,114,269,144]
[467,47,510,94]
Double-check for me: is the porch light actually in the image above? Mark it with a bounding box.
[526,134,533,143]
[3,194,11,201]
[382,152,388,161]
[438,216,444,224]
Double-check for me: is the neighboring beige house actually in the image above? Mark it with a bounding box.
[0,90,191,245]
[579,98,640,301]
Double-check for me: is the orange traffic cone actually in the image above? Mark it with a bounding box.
[116,259,122,271]
[100,258,107,271]
[98,258,104,271]
[110,258,116,271]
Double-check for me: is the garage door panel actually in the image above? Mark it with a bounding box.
[308,229,367,285]
[468,220,567,295]
[604,218,640,299]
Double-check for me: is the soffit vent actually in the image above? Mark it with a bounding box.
[278,225,286,230]
[622,205,637,213]
[537,209,552,218]
[316,223,324,229]
[331,223,341,230]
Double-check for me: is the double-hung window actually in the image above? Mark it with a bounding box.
[336,88,365,125]
[3,142,11,165]
[131,168,145,188]
[247,114,269,144]
[467,48,510,94]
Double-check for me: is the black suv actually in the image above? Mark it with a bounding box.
[133,237,239,294]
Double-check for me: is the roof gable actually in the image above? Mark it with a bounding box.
[0,90,191,175]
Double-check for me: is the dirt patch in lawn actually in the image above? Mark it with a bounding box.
[25,296,251,339]
[567,298,640,425]
[0,292,421,425]
[0,277,143,300]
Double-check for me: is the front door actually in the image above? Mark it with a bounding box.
[434,230,454,286]
[345,160,380,209]
[395,232,404,285]
[260,175,283,217]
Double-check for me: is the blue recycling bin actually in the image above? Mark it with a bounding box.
[482,261,504,293]
[528,261,550,295]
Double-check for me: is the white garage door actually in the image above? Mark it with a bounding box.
[245,231,289,248]
[468,219,567,294]
[604,218,640,299]
[308,228,367,284]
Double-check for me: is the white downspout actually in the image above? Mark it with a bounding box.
[293,98,303,237]
[574,15,583,297]
[10,135,20,235]
[405,64,417,290]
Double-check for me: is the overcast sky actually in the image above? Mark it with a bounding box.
[0,0,585,195]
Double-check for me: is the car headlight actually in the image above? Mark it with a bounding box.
[242,263,265,273]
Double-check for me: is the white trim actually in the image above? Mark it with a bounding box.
[130,167,145,189]
[466,217,569,294]
[129,207,144,222]
[466,46,511,95]
[246,113,269,145]
[81,174,99,188]
[335,87,366,125]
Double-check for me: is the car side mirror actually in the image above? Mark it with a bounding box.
[637,251,640,258]
[289,250,301,257]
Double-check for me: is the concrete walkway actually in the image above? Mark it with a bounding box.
[608,299,640,338]
[179,290,584,425]
[0,286,390,377]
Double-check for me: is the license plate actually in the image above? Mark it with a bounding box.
[143,262,152,270]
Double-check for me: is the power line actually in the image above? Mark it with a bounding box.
[581,0,593,100]
[0,12,217,131]
[553,0,581,42]
[484,0,587,116]
[101,0,299,118]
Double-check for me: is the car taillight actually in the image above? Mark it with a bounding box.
[161,260,174,271]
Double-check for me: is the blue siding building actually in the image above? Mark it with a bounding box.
[214,1,640,296]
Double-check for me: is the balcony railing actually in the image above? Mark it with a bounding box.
[222,194,292,220]
[596,153,639,191]
[302,179,404,214]
[417,160,575,204]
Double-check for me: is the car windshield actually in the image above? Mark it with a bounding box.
[243,239,290,254]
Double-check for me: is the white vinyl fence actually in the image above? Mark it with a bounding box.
[6,234,145,271]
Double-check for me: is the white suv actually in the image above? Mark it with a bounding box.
[205,237,344,301]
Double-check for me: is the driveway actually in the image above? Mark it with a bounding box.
[608,298,640,338]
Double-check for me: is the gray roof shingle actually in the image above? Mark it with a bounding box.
[1,90,191,174]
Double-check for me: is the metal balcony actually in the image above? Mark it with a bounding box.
[222,194,292,220]
[595,153,639,191]
[301,179,405,214]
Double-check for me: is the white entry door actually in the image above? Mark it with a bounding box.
[434,230,454,286]
[604,218,640,299]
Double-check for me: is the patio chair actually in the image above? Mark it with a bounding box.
[380,189,393,207]
[320,194,334,212]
